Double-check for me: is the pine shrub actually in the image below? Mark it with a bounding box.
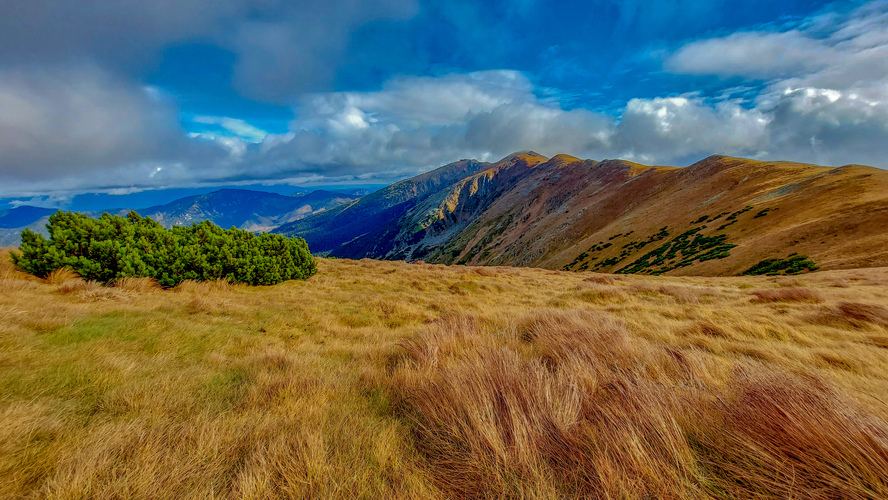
[10,211,317,287]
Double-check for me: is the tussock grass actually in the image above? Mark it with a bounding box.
[173,278,235,294]
[113,276,161,292]
[658,285,703,304]
[45,267,81,285]
[582,274,616,285]
[752,287,824,303]
[391,311,888,498]
[56,278,103,295]
[838,302,888,327]
[2,248,888,499]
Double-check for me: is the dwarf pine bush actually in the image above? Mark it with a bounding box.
[11,211,316,287]
[742,254,820,276]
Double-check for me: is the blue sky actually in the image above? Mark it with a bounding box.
[1,0,886,207]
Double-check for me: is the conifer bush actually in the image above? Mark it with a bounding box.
[11,211,316,287]
[742,255,819,276]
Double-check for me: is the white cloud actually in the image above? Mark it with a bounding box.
[3,2,888,199]
[666,30,828,79]
[274,71,614,170]
[616,97,769,163]
[191,116,269,143]
[658,0,888,166]
[0,0,419,103]
[298,71,535,129]
[764,87,888,166]
[0,64,222,181]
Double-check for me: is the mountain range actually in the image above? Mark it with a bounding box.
[0,188,360,246]
[274,152,888,275]
[4,152,887,276]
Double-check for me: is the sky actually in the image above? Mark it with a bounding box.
[1,0,887,207]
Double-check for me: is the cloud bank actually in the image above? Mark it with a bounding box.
[0,1,887,198]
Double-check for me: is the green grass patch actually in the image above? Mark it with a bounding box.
[43,311,162,352]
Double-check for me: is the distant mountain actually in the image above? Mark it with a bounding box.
[290,188,372,197]
[0,206,57,229]
[0,206,58,246]
[273,157,497,252]
[278,153,888,275]
[136,188,358,231]
[0,188,359,247]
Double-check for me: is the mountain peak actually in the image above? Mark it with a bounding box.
[499,151,548,162]
[547,154,582,166]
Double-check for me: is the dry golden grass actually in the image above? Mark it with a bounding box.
[2,248,888,499]
[751,286,824,303]
[44,267,81,285]
[113,276,161,293]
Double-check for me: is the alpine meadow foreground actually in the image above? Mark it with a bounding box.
[2,249,888,499]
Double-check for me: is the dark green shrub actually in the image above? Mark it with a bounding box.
[742,255,819,276]
[11,211,317,287]
[616,226,737,274]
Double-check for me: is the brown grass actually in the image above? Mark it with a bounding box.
[173,277,235,294]
[2,248,888,499]
[752,287,824,303]
[472,267,498,277]
[45,267,81,285]
[658,285,702,304]
[583,274,616,285]
[392,312,888,498]
[56,278,103,295]
[113,276,161,292]
[838,302,888,327]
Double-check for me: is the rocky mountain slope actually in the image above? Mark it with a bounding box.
[273,157,494,252]
[280,153,888,275]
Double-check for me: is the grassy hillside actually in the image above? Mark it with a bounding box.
[282,153,888,276]
[431,155,888,274]
[2,249,888,498]
[273,158,493,253]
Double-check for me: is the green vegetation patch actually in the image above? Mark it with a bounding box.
[742,255,820,276]
[44,311,160,349]
[617,227,736,275]
[621,226,670,252]
[566,205,759,274]
[11,211,316,287]
[726,206,755,221]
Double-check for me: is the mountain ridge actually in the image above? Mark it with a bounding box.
[0,188,359,246]
[279,153,888,275]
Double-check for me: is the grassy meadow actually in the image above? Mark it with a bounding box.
[2,248,888,499]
